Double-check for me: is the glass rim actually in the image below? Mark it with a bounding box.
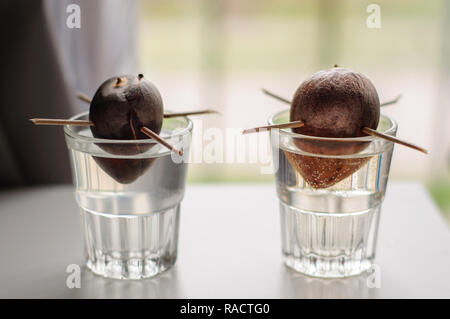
[268,109,398,141]
[64,111,193,144]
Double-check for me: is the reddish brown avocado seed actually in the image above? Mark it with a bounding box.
[285,68,381,188]
[88,74,164,184]
[290,67,380,138]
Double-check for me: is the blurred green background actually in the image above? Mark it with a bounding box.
[137,0,450,221]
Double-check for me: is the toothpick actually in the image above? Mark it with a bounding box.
[140,126,183,156]
[30,118,94,126]
[361,127,428,154]
[261,88,291,104]
[76,91,218,119]
[261,89,401,107]
[262,88,427,154]
[164,110,219,118]
[242,121,304,134]
[380,94,402,107]
[77,92,92,104]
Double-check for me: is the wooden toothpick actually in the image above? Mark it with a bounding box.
[140,127,183,156]
[361,127,428,154]
[380,94,402,107]
[77,92,92,104]
[261,88,291,104]
[76,92,218,118]
[261,88,401,107]
[29,118,184,154]
[242,121,304,134]
[30,118,94,126]
[260,88,428,154]
[164,110,219,118]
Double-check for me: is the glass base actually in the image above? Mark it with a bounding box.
[283,252,373,278]
[85,252,176,280]
[280,201,381,278]
[79,205,180,280]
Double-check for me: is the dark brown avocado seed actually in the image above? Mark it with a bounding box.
[89,74,164,183]
[93,157,156,185]
[30,73,219,183]
[89,74,164,151]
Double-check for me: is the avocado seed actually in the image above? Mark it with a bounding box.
[89,74,164,153]
[286,67,380,188]
[291,67,380,138]
[89,74,164,183]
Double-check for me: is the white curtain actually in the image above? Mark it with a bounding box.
[0,0,137,186]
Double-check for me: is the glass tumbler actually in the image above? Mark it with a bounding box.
[64,112,192,279]
[269,110,397,278]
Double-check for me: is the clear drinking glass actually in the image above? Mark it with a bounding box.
[269,110,397,278]
[64,112,192,279]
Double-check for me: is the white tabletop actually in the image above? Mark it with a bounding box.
[0,182,449,299]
